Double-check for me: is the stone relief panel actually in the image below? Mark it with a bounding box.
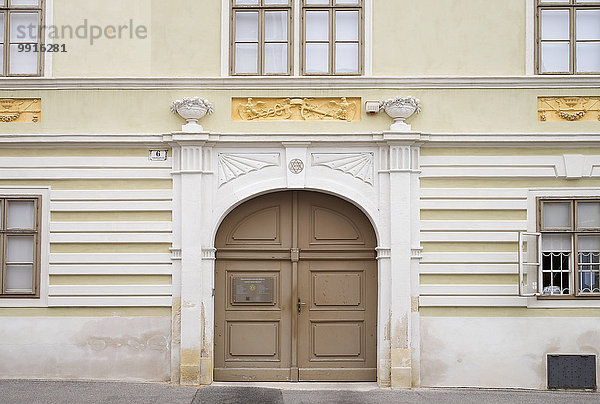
[312,153,374,185]
[538,97,600,122]
[218,153,280,186]
[232,97,360,122]
[0,98,41,123]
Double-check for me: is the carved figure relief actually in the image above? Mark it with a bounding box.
[312,153,374,185]
[232,97,360,122]
[0,98,41,123]
[538,97,600,122]
[218,153,280,186]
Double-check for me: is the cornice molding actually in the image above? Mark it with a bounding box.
[0,76,599,90]
[0,131,599,147]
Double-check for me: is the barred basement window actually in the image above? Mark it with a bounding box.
[537,0,600,74]
[0,0,44,76]
[0,196,40,297]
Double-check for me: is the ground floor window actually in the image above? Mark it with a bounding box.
[539,199,600,296]
[0,196,40,297]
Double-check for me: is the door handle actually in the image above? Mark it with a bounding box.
[297,298,306,314]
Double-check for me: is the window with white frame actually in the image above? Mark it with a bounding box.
[520,199,600,297]
[230,0,363,76]
[0,0,44,76]
[0,196,40,297]
[537,0,600,74]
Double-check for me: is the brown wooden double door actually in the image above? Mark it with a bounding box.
[214,191,377,382]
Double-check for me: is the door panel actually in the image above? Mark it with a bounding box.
[215,259,292,381]
[214,191,377,382]
[297,260,377,381]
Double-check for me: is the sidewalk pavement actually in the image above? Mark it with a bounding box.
[1,380,599,404]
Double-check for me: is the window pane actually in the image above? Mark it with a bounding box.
[305,11,329,41]
[10,0,40,5]
[542,234,572,251]
[7,200,35,229]
[335,42,358,73]
[305,42,329,73]
[265,11,287,41]
[579,235,600,250]
[305,0,330,4]
[578,235,600,294]
[9,43,37,74]
[0,13,4,43]
[235,11,258,42]
[541,9,570,40]
[7,235,34,262]
[578,202,600,228]
[335,0,360,4]
[576,42,600,72]
[541,42,570,72]
[543,202,571,229]
[576,10,600,40]
[235,43,258,74]
[10,12,38,42]
[5,264,33,292]
[234,0,259,5]
[0,45,3,75]
[265,43,287,73]
[335,11,358,41]
[264,0,289,4]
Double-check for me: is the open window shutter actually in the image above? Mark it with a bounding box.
[519,232,541,296]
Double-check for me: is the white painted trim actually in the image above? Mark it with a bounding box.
[364,0,372,76]
[1,75,599,89]
[293,0,300,76]
[43,0,53,77]
[50,221,172,233]
[420,284,519,296]
[525,0,535,76]
[0,186,50,308]
[420,296,526,307]
[50,264,172,275]
[49,284,172,296]
[47,296,172,307]
[221,0,229,77]
[49,233,172,243]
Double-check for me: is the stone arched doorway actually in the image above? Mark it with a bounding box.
[213,190,378,382]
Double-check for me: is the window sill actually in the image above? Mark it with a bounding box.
[0,297,47,308]
[527,296,600,308]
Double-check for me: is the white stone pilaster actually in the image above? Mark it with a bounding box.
[386,136,421,388]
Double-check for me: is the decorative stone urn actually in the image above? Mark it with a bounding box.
[379,96,421,132]
[171,97,214,132]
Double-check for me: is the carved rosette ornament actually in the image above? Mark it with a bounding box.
[379,96,421,131]
[171,97,214,132]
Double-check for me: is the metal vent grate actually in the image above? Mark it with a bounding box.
[547,354,597,390]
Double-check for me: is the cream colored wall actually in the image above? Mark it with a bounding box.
[51,0,221,77]
[49,0,528,77]
[373,0,526,76]
[1,89,599,134]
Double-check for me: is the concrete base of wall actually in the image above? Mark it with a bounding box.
[0,316,171,381]
[421,316,600,389]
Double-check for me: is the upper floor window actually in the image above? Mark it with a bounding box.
[0,0,43,76]
[302,0,363,75]
[0,196,40,298]
[231,0,292,75]
[230,0,363,76]
[537,0,600,74]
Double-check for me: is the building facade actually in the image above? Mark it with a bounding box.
[0,0,599,389]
